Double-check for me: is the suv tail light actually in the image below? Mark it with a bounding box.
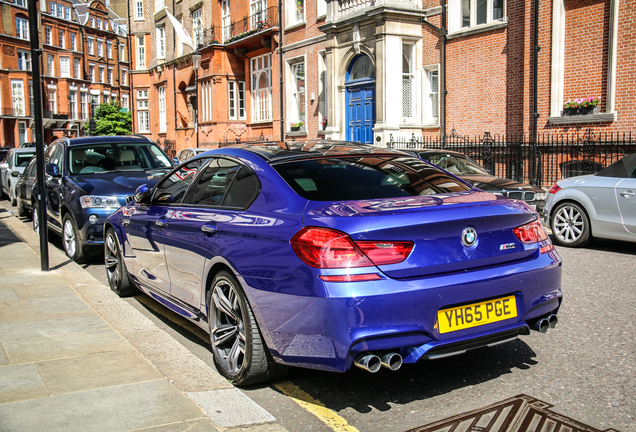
[513,220,553,253]
[548,183,561,194]
[291,227,413,269]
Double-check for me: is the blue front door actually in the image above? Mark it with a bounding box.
[346,84,375,144]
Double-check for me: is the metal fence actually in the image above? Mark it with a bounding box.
[386,129,636,189]
[198,5,278,47]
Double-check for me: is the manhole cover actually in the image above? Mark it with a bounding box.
[406,394,620,432]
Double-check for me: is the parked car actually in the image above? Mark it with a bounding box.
[36,135,173,263]
[544,153,636,247]
[414,149,547,213]
[176,147,210,164]
[104,141,562,386]
[0,147,36,205]
[15,157,37,217]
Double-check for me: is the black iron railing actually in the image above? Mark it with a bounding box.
[197,5,278,48]
[386,129,636,189]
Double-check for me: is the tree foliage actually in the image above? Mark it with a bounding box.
[86,102,132,136]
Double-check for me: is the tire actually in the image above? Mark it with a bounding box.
[550,201,591,247]
[32,203,40,234]
[9,185,16,206]
[208,271,288,386]
[62,214,89,264]
[17,197,27,217]
[104,228,137,297]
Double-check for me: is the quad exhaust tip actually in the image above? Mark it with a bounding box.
[354,352,403,373]
[533,314,558,333]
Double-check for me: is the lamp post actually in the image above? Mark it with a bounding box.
[192,50,201,148]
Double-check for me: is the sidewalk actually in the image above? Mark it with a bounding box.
[0,207,288,432]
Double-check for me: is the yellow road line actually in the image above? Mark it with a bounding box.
[134,295,358,432]
[274,380,360,432]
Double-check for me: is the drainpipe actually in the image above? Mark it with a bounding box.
[440,0,447,144]
[531,0,540,184]
[126,2,135,133]
[278,0,285,141]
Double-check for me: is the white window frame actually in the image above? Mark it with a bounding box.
[121,68,128,86]
[69,90,77,119]
[221,2,230,42]
[97,39,103,57]
[136,36,146,69]
[449,0,506,33]
[120,43,126,61]
[11,80,25,117]
[107,66,113,85]
[80,90,88,119]
[17,50,32,71]
[251,54,272,122]
[16,17,29,40]
[402,42,415,123]
[87,37,94,55]
[60,56,70,78]
[156,27,166,59]
[64,6,71,20]
[15,0,26,6]
[424,65,440,125]
[155,0,166,13]
[45,26,52,45]
[135,0,144,20]
[50,2,57,16]
[286,0,304,27]
[158,86,167,133]
[107,40,113,59]
[70,32,77,51]
[47,54,55,76]
[192,8,203,47]
[90,17,95,28]
[18,121,28,145]
[318,51,327,130]
[99,65,105,83]
[48,88,57,114]
[201,80,213,122]
[317,0,327,18]
[137,89,150,133]
[96,18,102,30]
[89,63,95,82]
[74,58,81,79]
[228,81,246,120]
[288,59,306,128]
[58,29,65,48]
[121,94,129,111]
[250,0,267,28]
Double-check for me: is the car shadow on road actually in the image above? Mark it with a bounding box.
[549,234,636,256]
[273,339,538,414]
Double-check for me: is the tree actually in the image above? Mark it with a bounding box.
[86,102,132,136]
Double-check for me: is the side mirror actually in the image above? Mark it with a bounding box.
[45,163,61,177]
[134,184,151,204]
[0,163,8,170]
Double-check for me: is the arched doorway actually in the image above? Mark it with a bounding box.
[345,55,375,143]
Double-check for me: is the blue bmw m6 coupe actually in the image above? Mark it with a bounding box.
[104,141,562,386]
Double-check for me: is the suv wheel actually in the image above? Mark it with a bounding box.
[62,214,89,263]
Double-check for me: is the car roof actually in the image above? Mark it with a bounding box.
[217,141,411,163]
[51,135,154,147]
[416,148,467,157]
[8,147,37,153]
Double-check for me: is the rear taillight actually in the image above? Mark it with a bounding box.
[548,183,561,194]
[513,220,549,243]
[290,227,413,269]
[513,220,554,253]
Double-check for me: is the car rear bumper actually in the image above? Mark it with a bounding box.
[242,249,563,372]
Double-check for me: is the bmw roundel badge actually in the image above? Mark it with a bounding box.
[462,227,478,247]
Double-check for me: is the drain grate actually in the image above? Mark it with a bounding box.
[406,394,619,432]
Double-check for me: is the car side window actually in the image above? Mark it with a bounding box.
[186,158,239,207]
[153,158,209,205]
[46,144,65,172]
[223,167,259,208]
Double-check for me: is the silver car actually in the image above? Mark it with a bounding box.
[0,148,36,206]
[544,153,636,247]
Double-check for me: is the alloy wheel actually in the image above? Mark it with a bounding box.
[210,278,246,376]
[63,219,77,257]
[551,202,590,247]
[105,232,120,288]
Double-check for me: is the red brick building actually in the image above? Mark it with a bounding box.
[0,0,130,147]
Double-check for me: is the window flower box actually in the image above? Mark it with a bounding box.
[563,97,601,116]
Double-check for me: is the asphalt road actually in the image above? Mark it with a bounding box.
[3,199,634,432]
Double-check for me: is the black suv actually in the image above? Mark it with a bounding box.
[35,135,173,263]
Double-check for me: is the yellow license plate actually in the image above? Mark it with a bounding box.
[437,295,517,334]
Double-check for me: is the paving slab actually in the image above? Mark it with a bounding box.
[186,388,277,428]
[0,363,49,404]
[35,350,166,395]
[2,327,134,364]
[0,380,207,432]
[0,313,108,338]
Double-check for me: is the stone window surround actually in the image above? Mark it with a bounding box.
[548,0,619,125]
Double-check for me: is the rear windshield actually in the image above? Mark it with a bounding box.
[14,152,35,167]
[274,155,471,201]
[69,142,172,175]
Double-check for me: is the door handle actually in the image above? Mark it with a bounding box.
[201,224,217,236]
[620,190,634,198]
[155,219,167,228]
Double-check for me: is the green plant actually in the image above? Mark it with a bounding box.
[289,121,304,129]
